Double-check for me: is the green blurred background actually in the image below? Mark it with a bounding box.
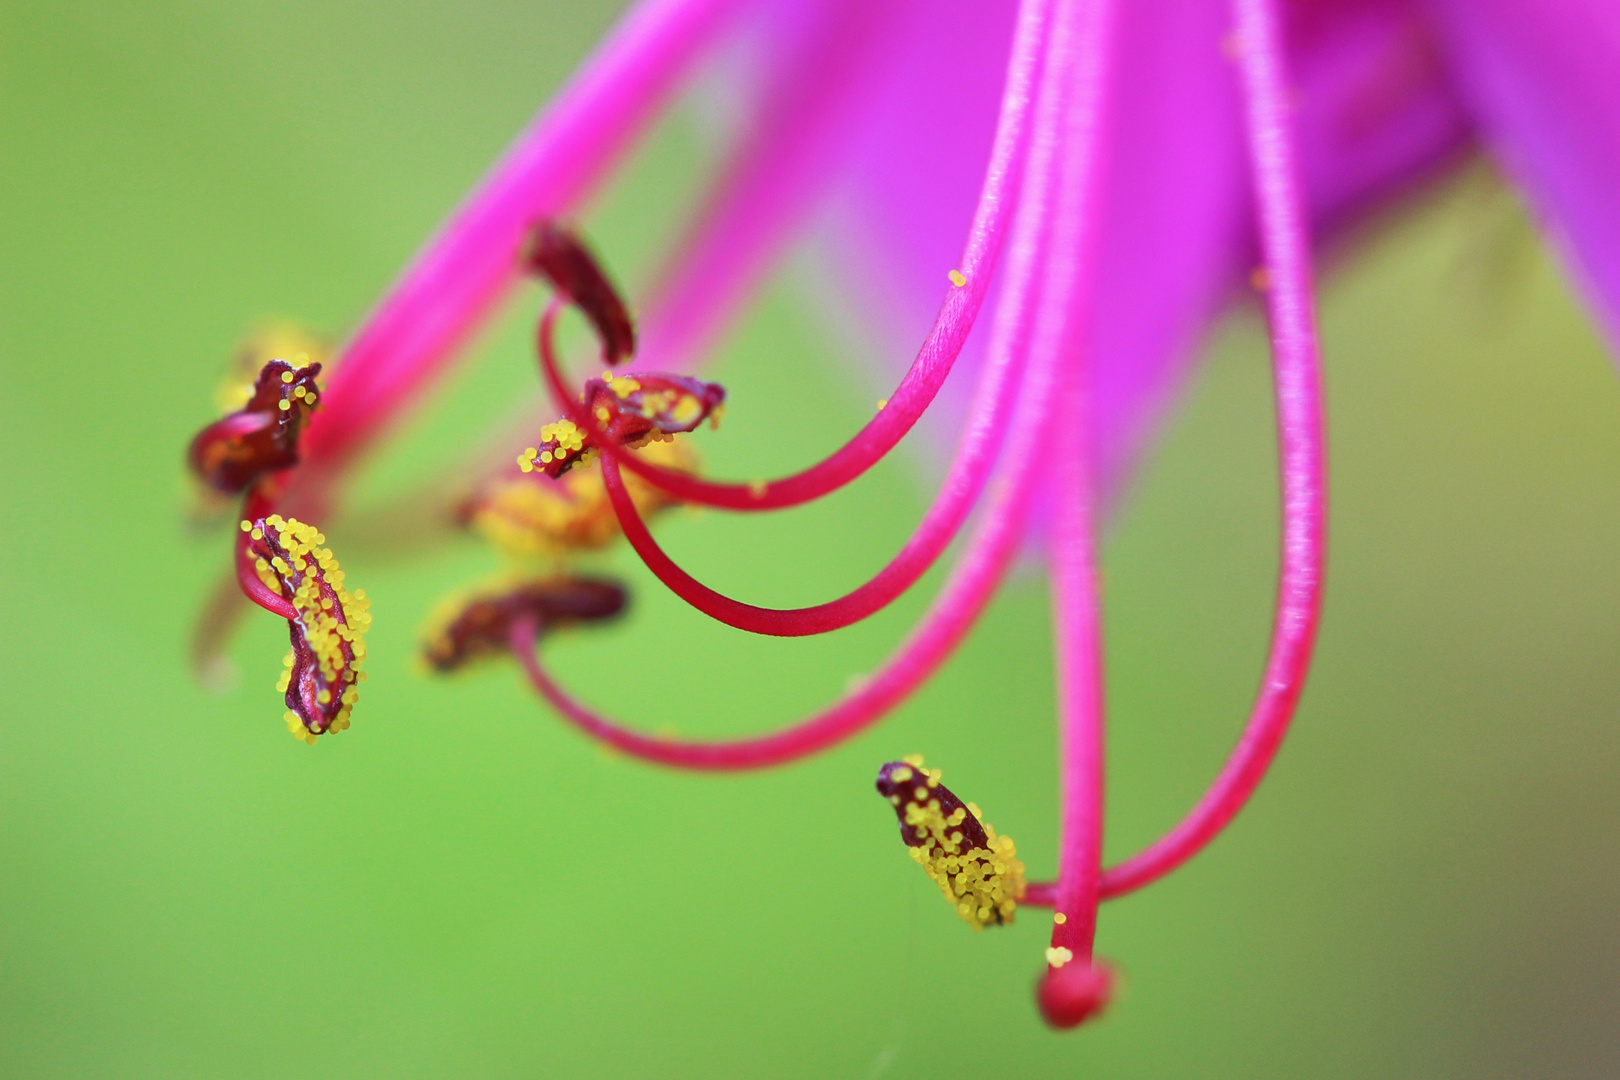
[5,2,1620,1077]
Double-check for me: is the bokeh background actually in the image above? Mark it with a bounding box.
[5,2,1620,1077]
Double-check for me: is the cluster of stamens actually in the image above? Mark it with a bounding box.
[419,224,723,674]
[876,756,1025,929]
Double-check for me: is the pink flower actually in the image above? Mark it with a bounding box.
[187,0,1620,1029]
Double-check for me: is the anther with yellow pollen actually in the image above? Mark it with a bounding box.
[520,371,724,479]
[241,514,370,744]
[875,757,1025,929]
[189,358,323,494]
[422,576,625,673]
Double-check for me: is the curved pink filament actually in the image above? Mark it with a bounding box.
[1026,0,1329,905]
[295,0,741,481]
[235,534,297,621]
[512,374,1048,769]
[512,417,1047,766]
[235,491,297,620]
[537,0,1054,512]
[582,116,1058,638]
[508,3,1083,769]
[375,0,933,508]
[1040,0,1115,967]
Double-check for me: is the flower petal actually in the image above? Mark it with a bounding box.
[834,0,1470,493]
[1420,0,1620,346]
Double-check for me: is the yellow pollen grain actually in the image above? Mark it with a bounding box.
[876,398,888,411]
[280,370,295,383]
[1046,946,1075,968]
[948,269,967,287]
[1053,912,1068,925]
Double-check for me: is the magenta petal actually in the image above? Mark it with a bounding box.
[1421,0,1620,346]
[834,0,1470,494]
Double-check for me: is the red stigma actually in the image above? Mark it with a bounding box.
[1036,960,1114,1029]
[526,221,636,366]
[189,359,323,493]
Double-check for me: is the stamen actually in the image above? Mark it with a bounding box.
[1029,0,1118,1031]
[525,221,636,365]
[423,576,625,672]
[523,370,724,479]
[524,0,1050,513]
[242,514,371,743]
[874,758,1025,929]
[1089,0,1327,900]
[215,323,329,412]
[586,74,1057,637]
[504,0,1073,771]
[189,359,323,493]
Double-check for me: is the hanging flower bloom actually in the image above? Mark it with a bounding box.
[187,0,1620,1031]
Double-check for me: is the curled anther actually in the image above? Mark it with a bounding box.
[876,756,1025,929]
[190,359,323,493]
[525,220,636,365]
[520,372,725,479]
[422,575,627,673]
[242,514,370,743]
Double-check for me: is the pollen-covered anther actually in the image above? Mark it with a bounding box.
[241,514,370,743]
[525,220,636,365]
[874,756,1026,929]
[190,359,324,493]
[421,575,627,672]
[531,372,725,479]
[215,324,329,412]
[466,439,695,558]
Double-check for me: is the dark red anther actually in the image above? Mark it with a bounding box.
[522,372,725,479]
[525,221,636,366]
[876,759,991,851]
[423,576,627,672]
[189,359,323,493]
[875,757,1025,929]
